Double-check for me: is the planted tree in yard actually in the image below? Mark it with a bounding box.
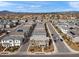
[24,32,29,43]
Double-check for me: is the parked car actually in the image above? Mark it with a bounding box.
[54,40,56,42]
[60,39,63,41]
[51,34,54,36]
[5,31,10,34]
[70,31,75,35]
[17,29,23,32]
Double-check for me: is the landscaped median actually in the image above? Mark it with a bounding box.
[54,24,79,51]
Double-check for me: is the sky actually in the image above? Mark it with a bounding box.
[0,1,79,13]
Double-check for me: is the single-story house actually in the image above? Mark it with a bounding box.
[1,32,24,47]
[72,37,79,43]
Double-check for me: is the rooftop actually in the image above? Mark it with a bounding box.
[72,37,79,42]
[30,35,49,41]
[1,35,23,41]
[32,23,46,35]
[10,32,24,36]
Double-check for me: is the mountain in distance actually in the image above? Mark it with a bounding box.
[0,10,79,14]
[0,10,16,14]
[0,10,79,20]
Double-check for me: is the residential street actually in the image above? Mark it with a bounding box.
[16,42,29,55]
[47,22,71,53]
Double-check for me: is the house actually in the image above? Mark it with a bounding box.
[0,24,4,28]
[35,20,41,23]
[12,20,18,23]
[29,23,49,47]
[72,37,79,43]
[1,36,23,47]
[5,24,10,28]
[20,20,26,23]
[0,21,4,28]
[1,32,24,47]
[57,23,69,34]
[30,35,49,47]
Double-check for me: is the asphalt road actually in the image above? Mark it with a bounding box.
[6,23,25,32]
[47,22,71,53]
[16,42,29,55]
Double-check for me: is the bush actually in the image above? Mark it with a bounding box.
[5,46,19,52]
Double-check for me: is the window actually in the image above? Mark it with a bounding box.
[17,29,23,32]
[9,41,12,42]
[15,40,19,43]
[3,40,5,42]
[16,41,18,42]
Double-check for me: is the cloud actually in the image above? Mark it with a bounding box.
[0,1,14,7]
[25,1,50,5]
[16,4,42,11]
[61,9,73,11]
[51,8,74,12]
[16,6,25,9]
[30,5,41,8]
[69,2,79,8]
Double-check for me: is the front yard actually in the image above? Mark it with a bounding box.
[28,40,54,53]
[0,44,5,52]
[28,46,42,53]
[44,41,54,52]
[5,46,20,52]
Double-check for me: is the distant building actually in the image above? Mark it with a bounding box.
[0,24,4,28]
[12,20,18,23]
[35,20,41,23]
[5,24,10,28]
[57,23,69,34]
[72,37,79,43]
[20,20,26,23]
